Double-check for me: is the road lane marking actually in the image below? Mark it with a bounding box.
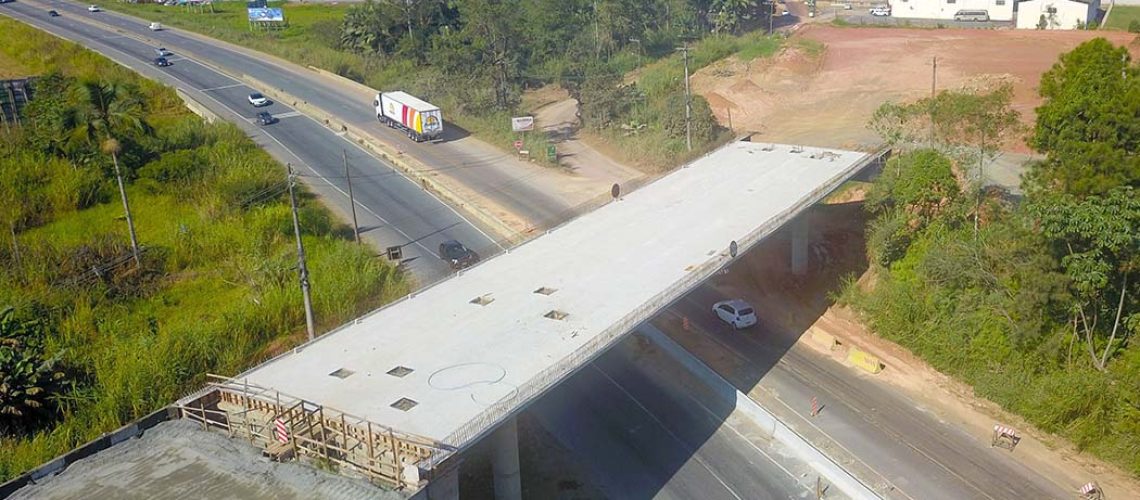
[200,83,244,92]
[590,365,746,500]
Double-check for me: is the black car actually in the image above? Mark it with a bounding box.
[256,111,276,125]
[48,10,61,17]
[153,57,170,67]
[439,240,479,270]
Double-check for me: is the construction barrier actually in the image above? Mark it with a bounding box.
[846,348,884,374]
[1078,481,1103,500]
[991,424,1020,451]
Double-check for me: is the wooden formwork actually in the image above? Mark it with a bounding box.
[176,374,451,490]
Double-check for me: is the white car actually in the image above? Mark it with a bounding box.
[869,5,892,16]
[713,299,758,329]
[87,4,100,12]
[247,92,269,107]
[154,47,172,57]
[149,22,163,31]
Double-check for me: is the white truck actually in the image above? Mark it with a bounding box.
[374,91,444,142]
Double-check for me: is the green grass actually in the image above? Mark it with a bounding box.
[1104,5,1140,31]
[0,17,409,481]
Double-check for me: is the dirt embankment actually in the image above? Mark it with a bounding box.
[694,25,1139,152]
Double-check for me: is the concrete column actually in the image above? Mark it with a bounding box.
[491,418,522,500]
[791,217,809,276]
[425,464,460,500]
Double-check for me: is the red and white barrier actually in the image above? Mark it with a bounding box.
[274,418,289,444]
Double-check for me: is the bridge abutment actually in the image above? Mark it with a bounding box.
[425,463,460,500]
[791,216,808,276]
[491,417,522,500]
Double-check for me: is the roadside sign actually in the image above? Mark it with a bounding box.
[513,140,523,151]
[386,245,403,260]
[511,116,535,132]
[546,144,557,161]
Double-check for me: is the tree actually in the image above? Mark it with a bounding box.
[866,149,961,222]
[1028,38,1140,198]
[1030,187,1140,371]
[0,307,67,436]
[710,0,755,34]
[66,82,150,266]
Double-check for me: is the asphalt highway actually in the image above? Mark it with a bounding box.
[1,0,497,284]
[23,0,573,232]
[529,336,824,500]
[668,285,1069,500]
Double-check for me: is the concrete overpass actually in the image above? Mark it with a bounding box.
[179,140,882,499]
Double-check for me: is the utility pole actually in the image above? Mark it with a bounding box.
[678,43,693,152]
[343,150,360,245]
[594,0,600,58]
[769,0,775,35]
[287,163,316,342]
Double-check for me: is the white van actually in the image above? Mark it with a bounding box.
[869,5,892,16]
[953,9,989,21]
[149,22,163,31]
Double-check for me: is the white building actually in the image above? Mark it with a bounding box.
[890,0,1015,21]
[1015,0,1100,29]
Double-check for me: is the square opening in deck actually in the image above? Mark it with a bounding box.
[387,366,414,378]
[390,397,418,411]
[470,294,494,306]
[329,368,355,379]
[544,310,569,320]
[534,287,557,295]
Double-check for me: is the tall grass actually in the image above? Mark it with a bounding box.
[0,18,408,481]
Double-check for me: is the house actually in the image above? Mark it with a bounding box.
[890,0,1015,21]
[1015,0,1101,29]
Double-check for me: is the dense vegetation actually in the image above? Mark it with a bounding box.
[96,0,784,169]
[852,38,1140,474]
[0,18,408,480]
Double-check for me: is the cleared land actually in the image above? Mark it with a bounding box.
[694,25,1139,153]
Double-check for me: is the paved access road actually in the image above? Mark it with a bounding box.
[31,0,575,233]
[529,335,830,500]
[1,0,496,284]
[667,284,1069,500]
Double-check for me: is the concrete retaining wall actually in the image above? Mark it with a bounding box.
[639,324,881,500]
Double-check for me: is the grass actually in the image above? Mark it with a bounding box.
[0,17,409,481]
[1104,5,1140,31]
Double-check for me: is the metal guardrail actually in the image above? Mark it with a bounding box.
[429,145,889,462]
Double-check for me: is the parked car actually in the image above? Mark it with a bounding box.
[149,22,163,31]
[256,111,276,125]
[247,92,269,107]
[438,240,479,270]
[713,299,758,329]
[154,47,172,57]
[869,5,891,16]
[87,4,100,12]
[153,57,170,67]
[48,10,61,17]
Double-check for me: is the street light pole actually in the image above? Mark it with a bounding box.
[678,43,693,152]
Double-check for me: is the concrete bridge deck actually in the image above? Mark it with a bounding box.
[237,140,876,462]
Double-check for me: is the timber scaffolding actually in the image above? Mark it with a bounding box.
[175,374,455,491]
[0,78,36,131]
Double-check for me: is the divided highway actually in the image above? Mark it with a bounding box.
[1,0,496,284]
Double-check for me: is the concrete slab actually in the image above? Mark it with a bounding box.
[239,141,870,447]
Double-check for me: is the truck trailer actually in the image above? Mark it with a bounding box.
[374,91,444,142]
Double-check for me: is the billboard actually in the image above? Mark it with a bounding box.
[247,8,284,22]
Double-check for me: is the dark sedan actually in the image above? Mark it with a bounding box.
[256,111,276,125]
[153,57,170,67]
[439,240,480,270]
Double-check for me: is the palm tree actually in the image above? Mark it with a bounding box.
[65,82,151,267]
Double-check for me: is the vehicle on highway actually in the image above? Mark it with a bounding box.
[248,92,269,107]
[154,47,172,57]
[953,9,989,21]
[438,240,479,270]
[149,22,163,31]
[869,5,891,16]
[375,91,444,142]
[255,111,276,125]
[48,10,60,17]
[713,299,758,329]
[153,57,170,67]
[87,4,100,12]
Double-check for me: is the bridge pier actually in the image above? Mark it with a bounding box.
[425,463,460,500]
[791,216,809,276]
[491,417,523,500]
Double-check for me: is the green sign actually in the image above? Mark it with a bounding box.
[546,145,557,161]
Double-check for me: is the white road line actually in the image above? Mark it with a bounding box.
[273,111,302,119]
[590,365,747,500]
[200,83,244,92]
